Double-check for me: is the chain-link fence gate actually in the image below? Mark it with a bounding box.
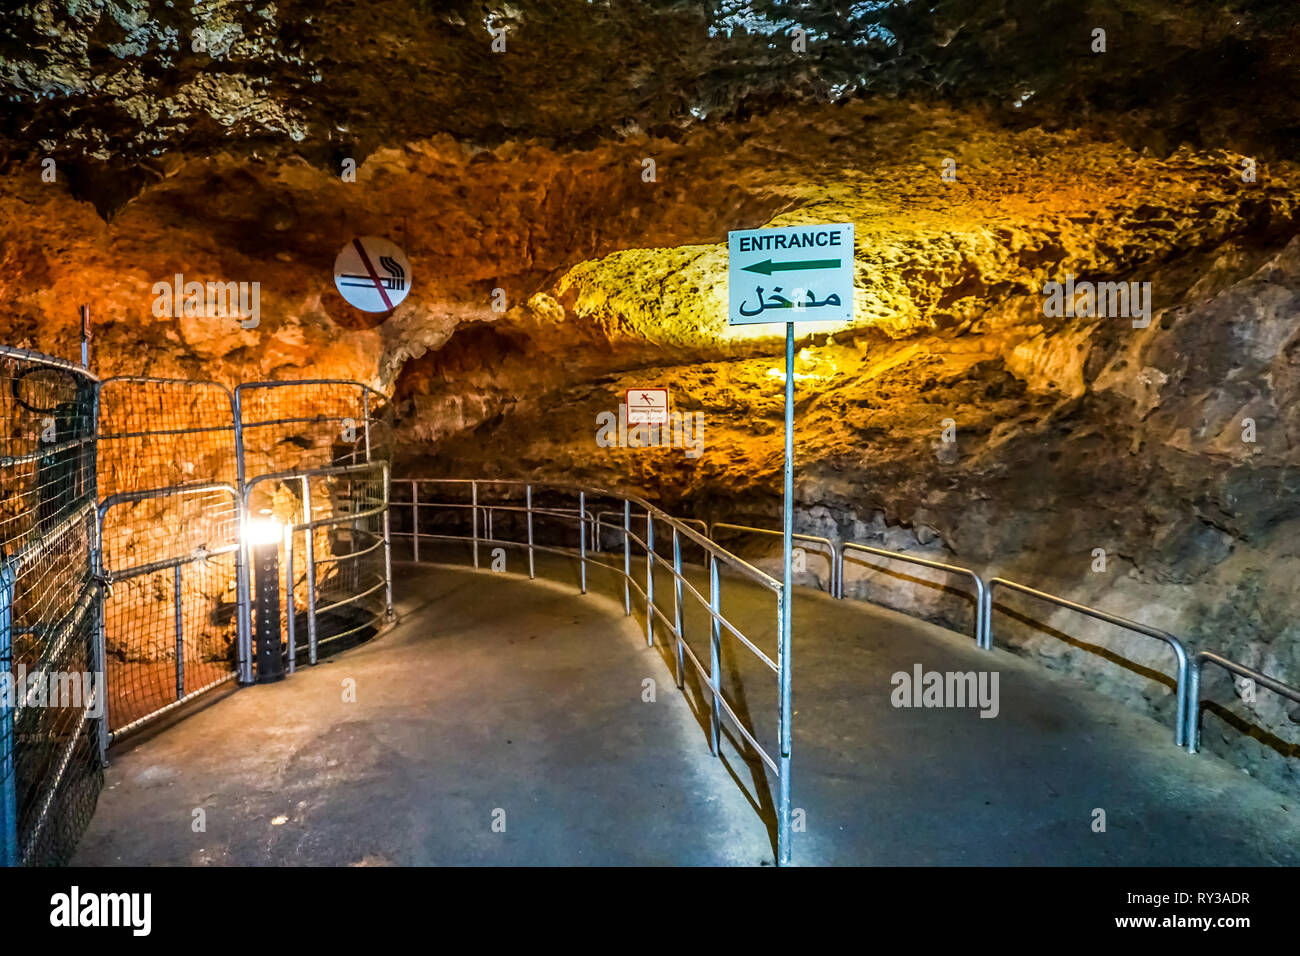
[97,378,243,737]
[1,347,101,866]
[2,353,394,866]
[235,382,393,678]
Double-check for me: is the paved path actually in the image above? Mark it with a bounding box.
[76,547,1300,865]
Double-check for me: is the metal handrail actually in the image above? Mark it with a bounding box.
[245,460,393,669]
[397,477,780,590]
[1186,651,1300,754]
[595,510,706,552]
[710,522,838,598]
[839,542,988,648]
[0,344,100,381]
[985,577,1190,748]
[482,503,597,552]
[393,475,791,864]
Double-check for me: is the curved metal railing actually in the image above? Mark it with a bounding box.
[1186,652,1300,755]
[710,522,838,598]
[839,542,987,647]
[985,577,1190,747]
[390,476,793,865]
[393,475,1300,859]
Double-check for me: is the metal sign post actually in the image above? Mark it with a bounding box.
[779,319,794,867]
[79,304,91,369]
[728,222,854,867]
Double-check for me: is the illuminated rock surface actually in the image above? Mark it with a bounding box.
[2,1,1299,791]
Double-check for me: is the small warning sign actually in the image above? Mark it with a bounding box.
[626,388,668,425]
[334,237,411,312]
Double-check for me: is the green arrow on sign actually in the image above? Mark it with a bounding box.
[742,257,841,276]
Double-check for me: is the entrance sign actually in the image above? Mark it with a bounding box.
[334,237,411,312]
[725,221,855,867]
[626,388,668,425]
[727,223,854,326]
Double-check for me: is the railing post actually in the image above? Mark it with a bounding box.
[91,508,110,763]
[777,586,791,867]
[361,389,372,464]
[471,480,479,569]
[173,565,184,700]
[578,492,587,594]
[982,584,994,651]
[302,476,318,665]
[672,528,684,689]
[709,555,721,756]
[285,525,296,675]
[526,485,535,579]
[1,561,17,867]
[412,480,420,563]
[1186,660,1202,754]
[622,499,630,615]
[645,511,655,647]
[1172,645,1189,750]
[233,387,253,684]
[382,464,394,621]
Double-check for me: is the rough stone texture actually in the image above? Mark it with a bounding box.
[388,109,1300,793]
[5,1,1298,216]
[3,4,1300,795]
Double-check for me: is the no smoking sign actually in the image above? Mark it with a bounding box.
[333,237,412,312]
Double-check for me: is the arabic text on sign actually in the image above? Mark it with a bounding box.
[738,287,843,318]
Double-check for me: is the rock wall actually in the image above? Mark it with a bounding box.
[2,78,1298,791]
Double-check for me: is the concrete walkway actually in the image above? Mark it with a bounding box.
[75,546,1300,865]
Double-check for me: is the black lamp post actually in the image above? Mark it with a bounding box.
[248,519,285,683]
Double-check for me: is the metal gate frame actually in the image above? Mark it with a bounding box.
[95,483,244,742]
[232,380,393,684]
[243,461,393,671]
[0,345,102,866]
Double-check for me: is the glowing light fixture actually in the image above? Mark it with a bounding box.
[245,518,284,547]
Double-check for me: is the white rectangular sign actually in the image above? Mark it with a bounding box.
[626,388,668,425]
[728,223,854,326]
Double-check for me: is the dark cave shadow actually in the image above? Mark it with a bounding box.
[992,600,1177,693]
[1194,700,1300,760]
[841,552,979,627]
[634,567,780,862]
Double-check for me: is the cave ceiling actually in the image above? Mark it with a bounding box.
[3,1,1298,216]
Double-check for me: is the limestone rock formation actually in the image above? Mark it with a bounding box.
[2,1,1299,792]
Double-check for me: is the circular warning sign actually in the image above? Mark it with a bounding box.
[333,237,412,312]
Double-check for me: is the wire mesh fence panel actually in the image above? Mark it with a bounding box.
[245,463,390,674]
[236,381,393,482]
[99,486,240,736]
[97,378,237,499]
[309,466,389,651]
[237,383,392,680]
[4,361,393,864]
[1,347,101,866]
